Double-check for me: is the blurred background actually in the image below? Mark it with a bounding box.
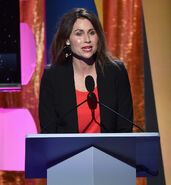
[0,0,170,184]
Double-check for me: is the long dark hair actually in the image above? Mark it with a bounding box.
[50,8,116,70]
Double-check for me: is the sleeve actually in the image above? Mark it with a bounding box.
[115,61,133,132]
[39,68,58,133]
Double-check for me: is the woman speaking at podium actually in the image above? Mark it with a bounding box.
[39,8,133,133]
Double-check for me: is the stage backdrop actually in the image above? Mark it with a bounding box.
[0,0,145,185]
[142,0,171,184]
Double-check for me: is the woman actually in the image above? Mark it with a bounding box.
[39,8,133,133]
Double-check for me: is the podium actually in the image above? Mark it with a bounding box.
[25,133,160,185]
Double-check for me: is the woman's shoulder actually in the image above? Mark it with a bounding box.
[105,59,126,73]
[43,62,72,75]
[101,59,129,84]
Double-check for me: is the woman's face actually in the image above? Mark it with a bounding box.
[67,18,98,60]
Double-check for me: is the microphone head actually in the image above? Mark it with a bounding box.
[87,92,97,110]
[85,75,95,92]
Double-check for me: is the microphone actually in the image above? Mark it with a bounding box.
[85,75,144,132]
[82,75,101,132]
[87,93,97,110]
[85,75,95,92]
[85,75,97,110]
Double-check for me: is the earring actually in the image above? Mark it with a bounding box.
[63,44,72,58]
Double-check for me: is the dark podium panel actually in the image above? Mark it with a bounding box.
[25,132,160,182]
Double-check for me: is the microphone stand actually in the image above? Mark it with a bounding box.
[61,95,144,132]
[83,92,108,133]
[85,75,144,132]
[61,96,103,133]
[60,99,87,120]
[82,108,101,133]
[96,100,145,132]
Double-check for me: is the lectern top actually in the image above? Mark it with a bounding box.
[26,132,159,138]
[25,132,160,179]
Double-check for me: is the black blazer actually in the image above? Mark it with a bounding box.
[39,60,133,133]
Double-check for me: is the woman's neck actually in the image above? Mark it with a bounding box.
[72,58,97,92]
[72,57,96,76]
[72,52,96,66]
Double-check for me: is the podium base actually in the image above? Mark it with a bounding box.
[47,146,136,185]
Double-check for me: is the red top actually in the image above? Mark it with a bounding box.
[75,87,101,133]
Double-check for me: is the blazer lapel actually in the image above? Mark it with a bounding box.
[96,64,107,132]
[59,62,78,132]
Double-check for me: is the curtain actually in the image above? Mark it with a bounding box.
[102,0,145,185]
[103,0,145,132]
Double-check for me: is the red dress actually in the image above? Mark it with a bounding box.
[75,87,101,133]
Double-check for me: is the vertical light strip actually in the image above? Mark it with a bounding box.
[94,0,103,26]
[142,0,171,184]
